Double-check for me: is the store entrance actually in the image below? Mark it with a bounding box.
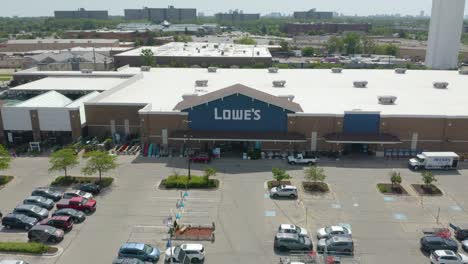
[343,143,371,155]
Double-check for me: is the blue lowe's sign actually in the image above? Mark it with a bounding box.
[183,94,291,132]
[343,113,380,134]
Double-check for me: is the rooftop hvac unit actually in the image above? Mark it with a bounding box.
[140,66,151,72]
[395,68,407,74]
[459,69,468,75]
[278,95,295,101]
[182,93,198,100]
[195,80,208,87]
[268,67,279,73]
[231,65,239,69]
[273,80,286,88]
[208,67,218,73]
[433,82,449,89]
[353,81,368,88]
[81,69,93,74]
[378,96,397,105]
[331,68,343,73]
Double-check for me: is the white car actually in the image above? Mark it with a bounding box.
[0,261,30,264]
[430,250,468,264]
[165,243,205,263]
[270,185,298,199]
[62,190,93,200]
[317,225,352,239]
[278,224,309,237]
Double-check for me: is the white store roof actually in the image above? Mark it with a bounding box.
[87,68,468,117]
[16,90,72,107]
[11,76,129,92]
[114,42,272,58]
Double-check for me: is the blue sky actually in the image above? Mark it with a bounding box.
[1,0,467,17]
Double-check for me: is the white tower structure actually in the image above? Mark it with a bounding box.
[425,0,466,70]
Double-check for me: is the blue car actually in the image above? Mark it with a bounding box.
[118,242,160,262]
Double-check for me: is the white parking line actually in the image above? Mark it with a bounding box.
[151,197,218,202]
[134,225,168,229]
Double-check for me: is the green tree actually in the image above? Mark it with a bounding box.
[301,46,315,57]
[140,48,155,66]
[82,151,117,183]
[421,171,437,188]
[304,166,326,183]
[385,44,399,56]
[272,167,290,183]
[279,40,290,52]
[234,37,257,45]
[326,36,344,54]
[361,36,376,54]
[203,167,217,181]
[0,145,12,171]
[343,32,362,55]
[389,170,402,188]
[48,149,78,177]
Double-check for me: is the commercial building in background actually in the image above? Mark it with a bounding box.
[23,50,114,71]
[0,39,129,52]
[6,67,468,157]
[113,42,272,67]
[425,0,466,70]
[54,8,108,20]
[293,9,333,20]
[124,6,197,23]
[215,10,260,22]
[284,23,372,35]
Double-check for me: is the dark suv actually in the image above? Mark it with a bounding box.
[451,223,468,240]
[13,205,49,220]
[31,188,62,202]
[28,225,64,243]
[2,213,38,230]
[420,236,458,252]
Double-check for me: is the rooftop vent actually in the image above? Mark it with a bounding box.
[278,95,295,101]
[268,67,279,73]
[81,69,93,74]
[208,67,217,73]
[331,68,343,73]
[195,80,208,87]
[433,82,449,89]
[140,66,151,72]
[230,65,239,69]
[182,93,198,100]
[459,69,468,75]
[353,81,368,88]
[395,68,407,74]
[273,80,286,88]
[378,96,397,105]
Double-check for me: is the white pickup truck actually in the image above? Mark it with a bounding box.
[287,154,318,165]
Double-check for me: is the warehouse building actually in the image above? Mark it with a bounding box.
[0,39,128,53]
[124,6,196,23]
[284,23,372,35]
[113,42,273,68]
[6,67,468,157]
[54,8,109,20]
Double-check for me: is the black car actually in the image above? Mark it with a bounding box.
[74,183,101,195]
[31,188,62,202]
[2,213,38,230]
[13,205,49,220]
[420,236,458,252]
[52,208,86,223]
[28,225,64,243]
[452,223,468,240]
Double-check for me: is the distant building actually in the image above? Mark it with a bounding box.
[23,50,114,71]
[284,23,372,35]
[64,30,153,42]
[0,39,130,52]
[293,9,333,20]
[215,10,260,22]
[54,8,108,20]
[124,6,197,23]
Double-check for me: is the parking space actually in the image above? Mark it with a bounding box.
[1,157,468,263]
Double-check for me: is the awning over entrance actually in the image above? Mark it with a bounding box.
[169,130,307,142]
[324,133,401,144]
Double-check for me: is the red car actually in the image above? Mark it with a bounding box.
[56,196,97,214]
[40,216,73,232]
[190,153,212,163]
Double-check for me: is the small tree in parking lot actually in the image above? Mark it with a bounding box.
[0,144,12,171]
[82,151,117,183]
[389,170,402,188]
[49,148,79,177]
[421,171,437,188]
[203,167,217,181]
[272,167,290,184]
[304,166,326,183]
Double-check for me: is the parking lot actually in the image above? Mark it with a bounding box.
[1,156,468,263]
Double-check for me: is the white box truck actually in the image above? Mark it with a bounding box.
[408,152,459,170]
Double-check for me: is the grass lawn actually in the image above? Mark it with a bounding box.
[0,242,54,254]
[51,176,113,188]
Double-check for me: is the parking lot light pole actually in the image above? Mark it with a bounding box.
[184,134,193,181]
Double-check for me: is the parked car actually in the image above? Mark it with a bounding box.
[287,154,317,165]
[1,213,38,230]
[56,197,96,214]
[0,261,30,264]
[74,183,101,195]
[0,210,2,219]
[13,205,48,220]
[274,233,313,252]
[270,185,298,199]
[278,224,309,237]
[462,240,468,252]
[63,190,93,200]
[452,224,468,241]
[23,196,54,210]
[118,242,160,262]
[165,243,205,263]
[112,258,145,264]
[40,216,73,232]
[317,236,354,255]
[52,208,86,223]
[317,225,352,239]
[31,188,62,202]
[421,236,458,253]
[430,250,468,264]
[190,153,211,163]
[28,225,64,243]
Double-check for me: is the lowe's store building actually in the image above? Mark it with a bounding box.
[5,67,468,157]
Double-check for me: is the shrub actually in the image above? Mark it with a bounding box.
[0,176,13,185]
[267,180,291,189]
[302,182,329,193]
[162,175,218,189]
[51,176,113,188]
[377,184,389,193]
[0,242,51,254]
[272,168,290,183]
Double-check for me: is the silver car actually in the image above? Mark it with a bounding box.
[274,233,313,252]
[317,236,354,255]
[270,185,298,199]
